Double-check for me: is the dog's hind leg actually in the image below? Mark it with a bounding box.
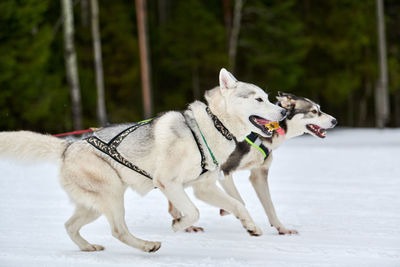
[249,166,298,235]
[102,193,162,253]
[65,205,103,251]
[192,174,262,236]
[61,149,161,252]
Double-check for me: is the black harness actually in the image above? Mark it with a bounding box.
[189,127,208,175]
[85,107,234,180]
[183,113,208,175]
[85,121,153,179]
[183,107,235,175]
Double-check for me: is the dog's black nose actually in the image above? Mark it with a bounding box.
[281,109,287,117]
[331,119,337,126]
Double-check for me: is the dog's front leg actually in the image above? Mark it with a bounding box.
[168,201,204,232]
[192,174,262,236]
[249,166,298,235]
[218,173,245,216]
[159,182,200,232]
[168,201,182,220]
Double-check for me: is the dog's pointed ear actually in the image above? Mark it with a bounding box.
[219,68,237,90]
[278,91,292,98]
[276,92,295,109]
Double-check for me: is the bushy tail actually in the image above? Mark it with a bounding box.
[0,131,68,163]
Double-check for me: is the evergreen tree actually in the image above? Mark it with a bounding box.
[236,0,308,96]
[0,0,397,130]
[0,0,69,132]
[155,0,228,111]
[298,0,377,126]
[386,0,400,126]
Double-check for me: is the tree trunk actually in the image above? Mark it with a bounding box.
[394,90,400,127]
[375,0,390,128]
[61,0,83,130]
[135,0,153,118]
[347,93,354,127]
[90,0,107,126]
[222,0,232,46]
[228,0,243,73]
[191,65,200,100]
[358,78,372,127]
[81,0,89,27]
[157,0,168,24]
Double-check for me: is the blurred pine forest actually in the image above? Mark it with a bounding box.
[0,0,399,132]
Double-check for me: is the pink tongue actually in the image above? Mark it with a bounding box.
[256,118,271,124]
[276,127,285,135]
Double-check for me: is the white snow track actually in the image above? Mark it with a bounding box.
[0,128,399,266]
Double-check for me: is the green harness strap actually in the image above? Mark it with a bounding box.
[140,116,220,167]
[138,118,153,124]
[194,121,219,167]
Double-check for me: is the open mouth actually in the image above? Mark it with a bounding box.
[249,115,274,137]
[306,124,327,138]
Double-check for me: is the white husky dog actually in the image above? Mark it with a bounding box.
[169,92,337,234]
[0,69,286,253]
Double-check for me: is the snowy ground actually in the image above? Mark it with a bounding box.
[0,128,399,267]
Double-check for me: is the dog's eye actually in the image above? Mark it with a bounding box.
[311,110,318,114]
[256,98,263,102]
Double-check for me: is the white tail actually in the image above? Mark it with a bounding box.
[0,131,68,162]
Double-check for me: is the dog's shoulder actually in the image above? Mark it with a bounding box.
[152,109,195,141]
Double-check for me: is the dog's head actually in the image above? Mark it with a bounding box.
[205,69,287,138]
[276,92,337,138]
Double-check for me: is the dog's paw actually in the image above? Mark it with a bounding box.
[81,244,105,252]
[185,226,204,233]
[277,226,298,235]
[172,218,182,232]
[142,241,162,253]
[172,215,199,232]
[172,217,188,232]
[245,223,262,236]
[219,209,230,216]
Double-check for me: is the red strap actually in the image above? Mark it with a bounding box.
[53,128,94,137]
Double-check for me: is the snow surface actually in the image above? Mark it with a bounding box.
[0,128,399,267]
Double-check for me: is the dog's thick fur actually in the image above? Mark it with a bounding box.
[170,92,337,234]
[0,69,286,253]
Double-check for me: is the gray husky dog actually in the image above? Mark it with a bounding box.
[170,92,337,234]
[0,69,286,253]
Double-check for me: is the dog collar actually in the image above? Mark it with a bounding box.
[245,132,270,160]
[206,107,234,141]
